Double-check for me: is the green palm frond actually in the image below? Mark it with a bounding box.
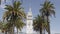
[33,15,48,33]
[13,1,21,8]
[15,17,25,31]
[40,0,55,17]
[49,9,55,17]
[3,1,26,20]
[3,11,11,21]
[5,5,13,11]
[18,10,26,18]
[33,15,42,31]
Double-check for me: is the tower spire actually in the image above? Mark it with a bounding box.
[29,7,32,12]
[29,0,32,12]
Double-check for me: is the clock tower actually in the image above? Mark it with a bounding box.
[26,8,33,34]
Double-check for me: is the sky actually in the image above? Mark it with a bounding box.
[0,0,60,34]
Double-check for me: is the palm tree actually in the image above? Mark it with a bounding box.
[3,1,26,34]
[40,0,55,34]
[33,15,48,34]
[33,15,42,34]
[33,15,49,34]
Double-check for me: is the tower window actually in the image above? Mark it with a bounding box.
[28,15,32,17]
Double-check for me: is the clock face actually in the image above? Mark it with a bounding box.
[27,16,32,20]
[28,16,32,18]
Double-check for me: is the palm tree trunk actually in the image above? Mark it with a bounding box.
[40,27,42,34]
[9,27,12,34]
[47,16,50,34]
[11,24,14,34]
[40,23,42,34]
[48,22,50,34]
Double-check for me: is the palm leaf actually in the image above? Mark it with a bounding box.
[5,5,13,11]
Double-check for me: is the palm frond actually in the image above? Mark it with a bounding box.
[5,5,13,11]
[50,9,55,17]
